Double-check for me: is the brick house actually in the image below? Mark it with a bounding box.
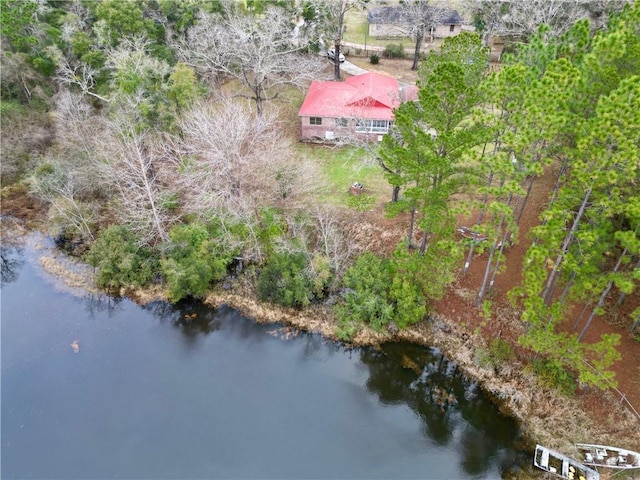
[298,72,418,143]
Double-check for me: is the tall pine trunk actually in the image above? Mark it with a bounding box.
[542,186,592,304]
[391,185,400,202]
[463,141,493,275]
[476,194,512,306]
[407,208,416,248]
[464,169,493,275]
[419,229,429,255]
[578,246,628,341]
[487,228,513,295]
[533,158,568,248]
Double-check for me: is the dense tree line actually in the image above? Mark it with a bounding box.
[1,1,638,393]
[369,3,639,390]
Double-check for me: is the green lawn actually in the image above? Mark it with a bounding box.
[297,144,391,208]
[343,9,369,44]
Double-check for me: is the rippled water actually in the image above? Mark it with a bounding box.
[1,240,526,479]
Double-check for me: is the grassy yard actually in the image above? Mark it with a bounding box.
[343,7,414,49]
[343,9,370,44]
[297,144,391,208]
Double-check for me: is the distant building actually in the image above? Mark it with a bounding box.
[298,72,418,143]
[367,6,463,39]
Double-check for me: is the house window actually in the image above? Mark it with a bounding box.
[355,119,390,133]
[310,117,322,125]
[449,24,455,32]
[335,118,348,127]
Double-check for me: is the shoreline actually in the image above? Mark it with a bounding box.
[8,223,640,478]
[202,286,640,480]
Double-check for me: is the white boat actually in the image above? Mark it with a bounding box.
[575,443,640,469]
[534,444,600,480]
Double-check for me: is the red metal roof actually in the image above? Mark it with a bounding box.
[298,72,401,121]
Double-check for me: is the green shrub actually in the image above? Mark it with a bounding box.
[336,320,359,342]
[347,193,376,211]
[477,338,515,370]
[257,252,314,309]
[489,338,514,364]
[335,249,434,332]
[388,247,429,328]
[475,346,493,370]
[335,252,393,331]
[160,222,236,302]
[0,100,27,116]
[256,207,287,257]
[84,225,157,290]
[30,54,57,77]
[383,43,405,59]
[159,192,181,211]
[481,299,492,319]
[388,274,425,329]
[533,358,576,396]
[369,53,380,64]
[308,254,334,298]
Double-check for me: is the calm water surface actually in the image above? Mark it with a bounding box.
[1,239,526,479]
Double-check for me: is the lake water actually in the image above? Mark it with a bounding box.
[1,237,526,479]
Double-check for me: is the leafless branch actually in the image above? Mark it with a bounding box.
[55,60,111,103]
[175,6,325,115]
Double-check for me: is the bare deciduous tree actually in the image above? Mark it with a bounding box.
[308,0,369,80]
[399,0,449,70]
[463,0,603,45]
[309,205,354,275]
[178,99,288,211]
[176,97,322,259]
[51,90,110,192]
[0,39,46,103]
[0,103,52,183]
[26,90,113,242]
[98,120,177,245]
[501,0,584,37]
[30,165,98,242]
[176,97,324,259]
[177,5,325,116]
[55,60,111,103]
[181,99,321,208]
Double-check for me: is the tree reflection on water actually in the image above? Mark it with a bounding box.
[360,342,524,477]
[143,300,222,346]
[0,219,25,285]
